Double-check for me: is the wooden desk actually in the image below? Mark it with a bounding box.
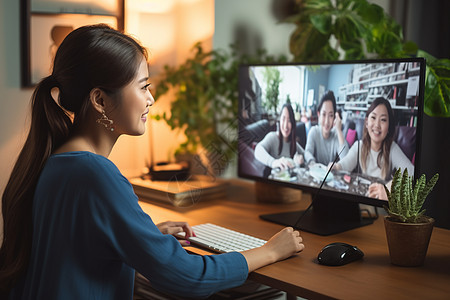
[137,179,450,300]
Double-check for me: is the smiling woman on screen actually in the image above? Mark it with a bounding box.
[331,97,413,200]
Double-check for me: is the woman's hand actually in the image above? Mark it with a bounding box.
[156,221,195,246]
[334,112,347,147]
[334,112,343,133]
[272,157,295,170]
[294,153,304,166]
[368,183,388,200]
[328,162,341,171]
[240,227,304,272]
[264,227,305,262]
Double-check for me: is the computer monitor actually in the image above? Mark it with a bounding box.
[237,58,425,235]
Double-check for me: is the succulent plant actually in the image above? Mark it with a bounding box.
[384,168,439,223]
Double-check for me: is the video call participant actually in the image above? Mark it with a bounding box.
[254,103,305,175]
[0,25,304,299]
[332,97,413,200]
[305,91,348,166]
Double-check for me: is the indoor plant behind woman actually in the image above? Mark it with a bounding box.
[383,168,439,266]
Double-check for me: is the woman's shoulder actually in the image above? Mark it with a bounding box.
[262,131,279,142]
[306,126,321,141]
[51,151,114,166]
[49,151,120,179]
[47,152,133,198]
[309,125,320,135]
[389,141,402,152]
[389,141,409,157]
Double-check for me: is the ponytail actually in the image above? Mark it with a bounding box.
[0,75,72,293]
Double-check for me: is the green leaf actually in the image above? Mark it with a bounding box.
[425,65,450,117]
[390,168,402,213]
[289,23,330,62]
[402,41,419,56]
[418,173,439,207]
[341,40,365,60]
[412,175,425,213]
[310,14,332,35]
[399,169,408,218]
[357,3,384,24]
[334,14,365,42]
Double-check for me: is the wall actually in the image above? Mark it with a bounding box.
[0,0,32,204]
[111,0,215,174]
[214,0,294,58]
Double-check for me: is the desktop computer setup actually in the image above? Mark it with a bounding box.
[173,57,427,255]
[237,57,425,236]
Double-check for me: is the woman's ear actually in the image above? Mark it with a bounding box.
[89,88,106,114]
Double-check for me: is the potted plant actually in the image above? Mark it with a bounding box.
[383,168,439,266]
[283,0,450,118]
[261,66,282,117]
[154,42,287,175]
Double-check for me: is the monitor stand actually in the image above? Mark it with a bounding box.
[259,197,374,236]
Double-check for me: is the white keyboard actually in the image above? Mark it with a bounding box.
[176,223,266,253]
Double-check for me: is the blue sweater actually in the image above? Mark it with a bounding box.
[9,152,248,299]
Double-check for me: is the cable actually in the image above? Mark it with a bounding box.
[293,146,346,229]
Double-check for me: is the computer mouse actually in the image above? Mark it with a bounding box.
[317,242,364,266]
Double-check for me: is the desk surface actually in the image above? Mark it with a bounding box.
[137,179,450,300]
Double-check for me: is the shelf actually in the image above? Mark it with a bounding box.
[345,106,368,111]
[359,64,391,78]
[347,89,369,95]
[337,61,420,114]
[392,105,418,111]
[371,70,404,81]
[30,10,119,17]
[30,2,120,17]
[347,101,367,105]
[369,79,409,88]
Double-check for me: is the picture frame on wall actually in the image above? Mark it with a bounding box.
[20,0,124,87]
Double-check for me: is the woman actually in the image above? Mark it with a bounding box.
[332,97,414,200]
[305,91,348,166]
[0,25,304,299]
[254,103,305,172]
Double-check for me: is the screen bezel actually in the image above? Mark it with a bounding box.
[237,57,426,208]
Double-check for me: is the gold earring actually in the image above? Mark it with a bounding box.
[96,111,114,132]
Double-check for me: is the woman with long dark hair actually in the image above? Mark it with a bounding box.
[0,25,304,299]
[333,97,413,200]
[255,103,305,172]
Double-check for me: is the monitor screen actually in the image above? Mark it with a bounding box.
[237,58,425,235]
